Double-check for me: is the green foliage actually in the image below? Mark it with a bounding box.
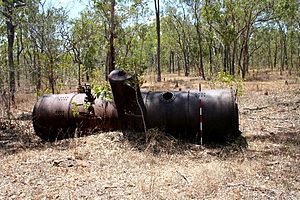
[92,82,113,101]
[83,102,92,110]
[56,83,65,94]
[44,88,52,94]
[215,72,244,96]
[71,102,80,117]
[0,0,299,95]
[216,71,236,83]
[117,56,147,76]
[71,102,94,118]
[35,89,42,97]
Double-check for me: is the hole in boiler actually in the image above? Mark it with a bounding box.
[117,70,126,76]
[162,92,174,101]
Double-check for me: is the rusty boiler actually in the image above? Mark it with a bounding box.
[32,91,120,141]
[109,69,239,142]
[142,90,239,142]
[32,69,240,142]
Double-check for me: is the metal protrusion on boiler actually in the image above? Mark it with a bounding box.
[108,69,147,132]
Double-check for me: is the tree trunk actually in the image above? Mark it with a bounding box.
[298,33,300,72]
[35,48,41,92]
[78,62,81,85]
[168,52,172,73]
[6,13,15,103]
[231,40,237,75]
[289,32,294,75]
[283,29,288,71]
[183,50,189,76]
[49,58,55,94]
[278,23,289,74]
[280,32,284,74]
[171,51,175,73]
[241,14,252,79]
[198,35,205,79]
[223,45,228,73]
[0,78,3,94]
[273,38,278,71]
[16,28,24,88]
[227,45,231,74]
[105,51,109,81]
[194,2,205,80]
[86,68,90,82]
[267,35,272,69]
[238,40,244,76]
[154,0,161,82]
[177,55,181,76]
[209,26,213,76]
[4,0,26,102]
[242,33,249,79]
[108,0,116,73]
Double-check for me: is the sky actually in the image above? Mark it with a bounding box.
[53,0,158,19]
[50,0,87,19]
[49,0,158,25]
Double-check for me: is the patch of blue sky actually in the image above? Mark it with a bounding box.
[46,0,87,19]
[49,0,159,23]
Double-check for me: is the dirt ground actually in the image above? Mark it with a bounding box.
[0,71,299,199]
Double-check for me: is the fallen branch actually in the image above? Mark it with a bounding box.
[176,170,189,184]
[266,161,280,166]
[243,106,268,111]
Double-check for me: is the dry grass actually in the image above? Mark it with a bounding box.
[0,71,299,199]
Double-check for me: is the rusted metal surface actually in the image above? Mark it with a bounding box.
[142,90,239,142]
[33,93,76,141]
[143,91,199,142]
[32,93,119,141]
[109,69,146,131]
[32,69,240,142]
[107,69,239,142]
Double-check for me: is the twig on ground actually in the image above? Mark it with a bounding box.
[243,106,269,111]
[176,170,189,184]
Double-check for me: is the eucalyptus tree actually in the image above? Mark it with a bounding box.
[21,1,42,92]
[203,0,241,75]
[165,2,194,77]
[117,23,150,75]
[183,0,206,79]
[25,1,69,94]
[0,0,26,102]
[91,0,152,79]
[296,11,300,74]
[273,0,299,74]
[66,10,99,84]
[160,16,177,73]
[154,0,161,81]
[93,0,117,79]
[141,23,157,72]
[0,18,6,93]
[116,0,151,76]
[202,0,277,78]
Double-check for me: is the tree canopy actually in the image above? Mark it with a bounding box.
[0,0,299,97]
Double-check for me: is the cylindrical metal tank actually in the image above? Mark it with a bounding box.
[142,90,239,142]
[32,69,240,143]
[108,69,239,142]
[32,93,119,141]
